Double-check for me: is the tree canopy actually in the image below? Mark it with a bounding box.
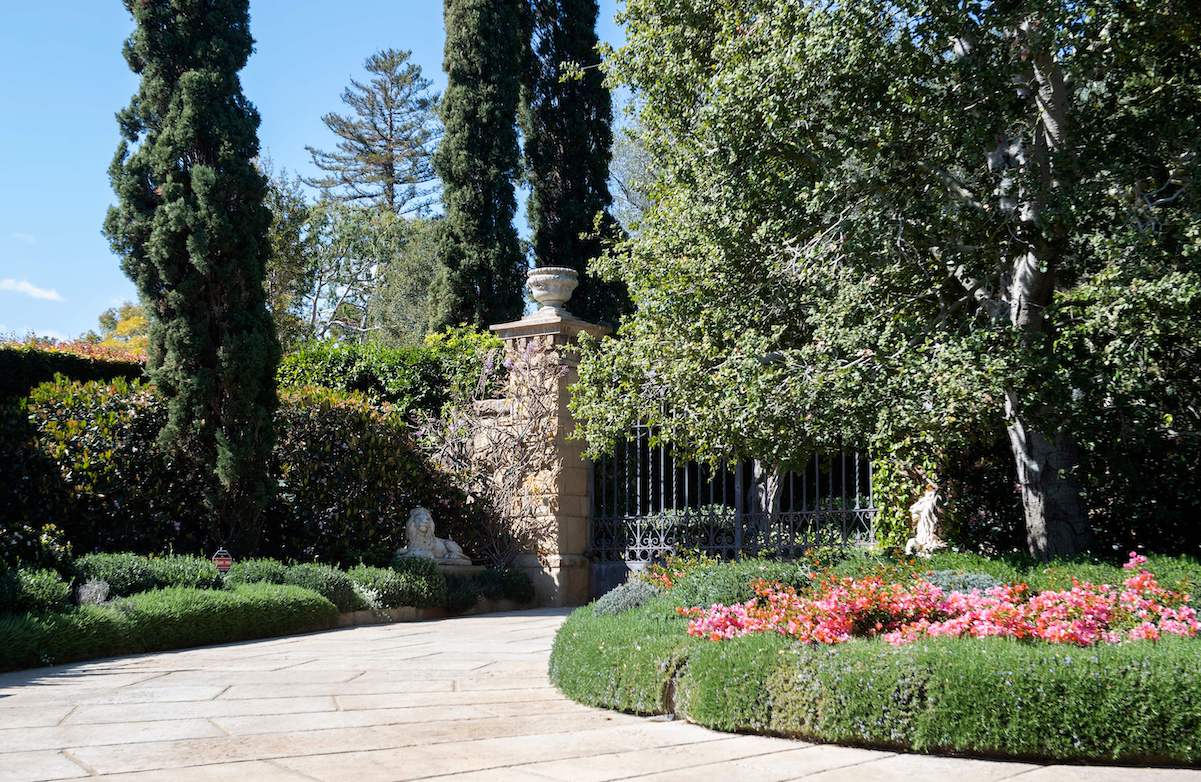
[522,0,626,324]
[428,0,529,330]
[573,0,1201,557]
[305,49,440,215]
[104,0,280,549]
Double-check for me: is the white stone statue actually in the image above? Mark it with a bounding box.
[904,485,946,558]
[398,507,471,564]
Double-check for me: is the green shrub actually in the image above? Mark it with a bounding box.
[277,341,444,414]
[75,553,157,597]
[283,563,358,612]
[549,599,697,715]
[146,556,223,590]
[277,329,503,415]
[224,558,288,586]
[268,386,473,565]
[119,584,336,652]
[0,605,135,670]
[0,568,72,614]
[348,565,415,609]
[444,574,479,612]
[593,579,662,616]
[550,598,1201,764]
[0,344,142,400]
[389,556,448,608]
[668,558,813,608]
[1,378,472,566]
[675,632,790,733]
[439,567,535,612]
[0,584,335,671]
[498,568,535,604]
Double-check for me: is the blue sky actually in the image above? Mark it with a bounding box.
[0,1,625,340]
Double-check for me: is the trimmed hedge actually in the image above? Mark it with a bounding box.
[666,558,814,609]
[74,553,222,597]
[0,379,471,565]
[550,596,1201,765]
[0,583,336,671]
[224,558,288,586]
[0,568,72,614]
[550,598,697,714]
[276,328,503,415]
[444,568,536,612]
[282,563,358,612]
[0,344,142,400]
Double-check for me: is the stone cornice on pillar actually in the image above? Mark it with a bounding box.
[489,311,611,342]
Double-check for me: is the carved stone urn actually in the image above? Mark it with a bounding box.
[527,266,579,316]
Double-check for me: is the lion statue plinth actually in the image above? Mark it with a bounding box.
[397,507,471,564]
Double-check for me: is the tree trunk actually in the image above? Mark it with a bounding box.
[1005,389,1092,559]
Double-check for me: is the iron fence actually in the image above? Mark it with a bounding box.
[589,424,876,571]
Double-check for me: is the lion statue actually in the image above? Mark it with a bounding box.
[904,484,946,558]
[398,507,471,564]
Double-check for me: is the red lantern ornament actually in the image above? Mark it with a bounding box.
[211,548,233,574]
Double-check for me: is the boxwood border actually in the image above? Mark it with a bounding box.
[549,600,1201,766]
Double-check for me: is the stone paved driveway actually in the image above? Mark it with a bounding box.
[1,609,1197,781]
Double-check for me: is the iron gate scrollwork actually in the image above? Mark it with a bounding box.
[588,424,876,595]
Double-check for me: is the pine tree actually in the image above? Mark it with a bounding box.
[306,49,440,215]
[104,0,280,551]
[522,0,626,324]
[429,0,528,330]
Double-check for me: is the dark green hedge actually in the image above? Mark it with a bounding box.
[0,379,471,565]
[276,329,502,417]
[0,583,336,671]
[0,344,143,400]
[549,601,1201,765]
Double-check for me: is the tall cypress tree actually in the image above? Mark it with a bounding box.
[429,0,528,330]
[104,0,280,550]
[522,0,626,324]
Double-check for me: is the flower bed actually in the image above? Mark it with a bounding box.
[549,552,1201,765]
[682,554,1199,646]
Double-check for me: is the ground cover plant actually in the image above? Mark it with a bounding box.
[551,551,1201,764]
[0,583,337,672]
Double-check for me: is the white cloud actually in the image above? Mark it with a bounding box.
[0,278,64,302]
[11,232,36,245]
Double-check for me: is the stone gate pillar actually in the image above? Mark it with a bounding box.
[489,268,609,607]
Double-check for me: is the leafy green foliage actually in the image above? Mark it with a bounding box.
[592,579,662,616]
[666,558,813,609]
[223,558,288,586]
[549,599,696,714]
[429,0,527,330]
[282,563,358,612]
[551,593,1201,763]
[347,564,446,610]
[269,385,471,565]
[1,378,470,566]
[305,49,439,215]
[75,553,223,597]
[104,0,280,550]
[579,0,1201,557]
[277,341,442,413]
[145,556,223,591]
[0,568,72,614]
[522,0,627,324]
[388,557,449,608]
[74,553,157,597]
[442,568,535,611]
[0,345,142,400]
[0,584,336,672]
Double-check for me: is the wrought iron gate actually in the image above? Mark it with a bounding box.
[588,424,876,596]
